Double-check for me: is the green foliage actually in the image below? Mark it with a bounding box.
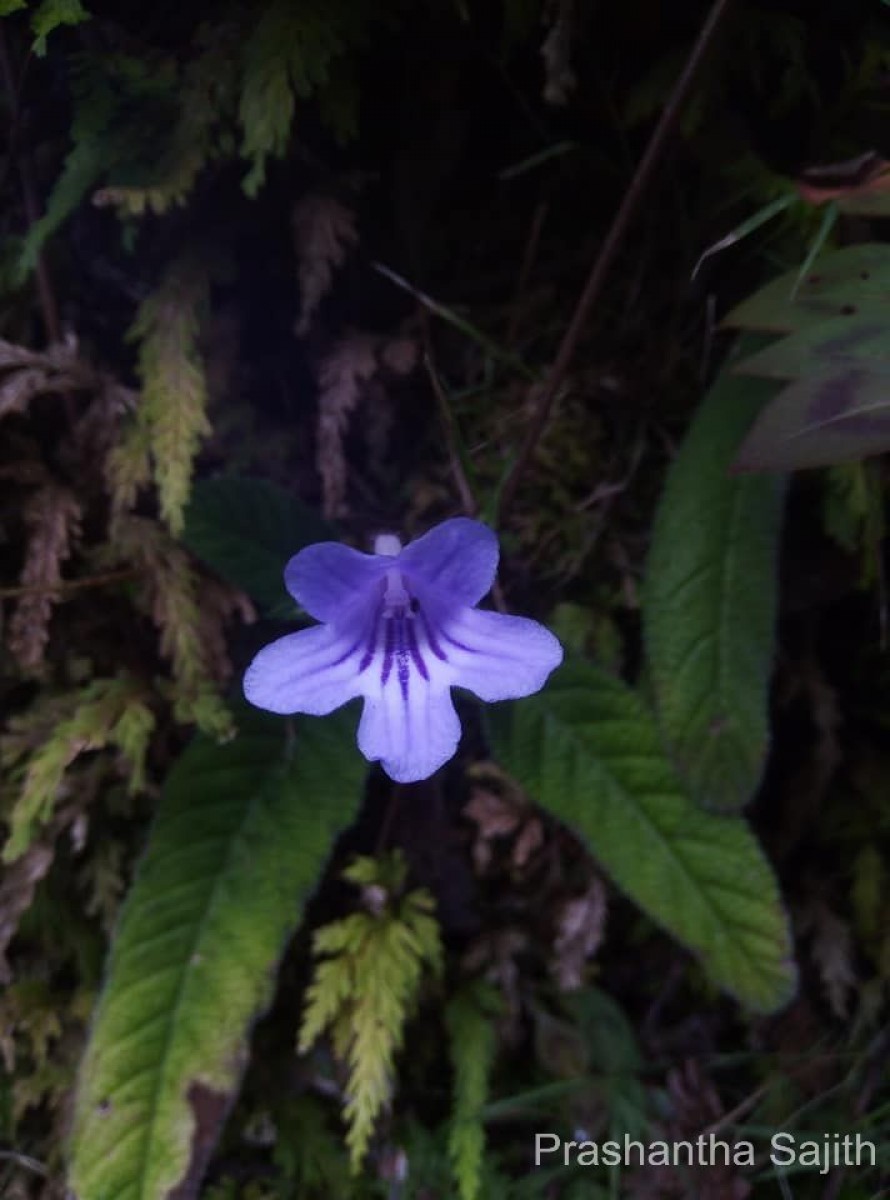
[488,658,796,1011]
[30,0,90,54]
[237,0,385,193]
[445,981,499,1200]
[239,0,345,194]
[183,477,335,616]
[129,256,211,535]
[298,851,443,1171]
[67,705,366,1200]
[643,359,786,813]
[271,1095,358,1199]
[823,460,885,585]
[18,53,178,272]
[2,675,154,862]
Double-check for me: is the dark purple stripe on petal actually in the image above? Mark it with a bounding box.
[405,619,429,681]
[358,600,383,673]
[439,626,474,654]
[417,609,449,662]
[381,618,396,686]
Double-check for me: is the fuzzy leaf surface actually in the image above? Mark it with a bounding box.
[643,365,786,812]
[488,661,796,1012]
[182,476,334,617]
[67,705,365,1200]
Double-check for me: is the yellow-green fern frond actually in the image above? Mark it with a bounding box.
[446,981,500,1200]
[129,256,210,534]
[110,516,234,738]
[298,852,442,1171]
[2,675,155,861]
[238,0,350,195]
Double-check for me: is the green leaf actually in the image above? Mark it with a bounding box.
[182,476,334,617]
[723,242,890,334]
[643,362,786,812]
[488,660,796,1011]
[67,704,366,1200]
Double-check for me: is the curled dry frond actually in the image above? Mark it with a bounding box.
[316,331,379,518]
[293,193,358,336]
[0,841,54,985]
[7,485,83,673]
[0,336,89,420]
[109,516,238,736]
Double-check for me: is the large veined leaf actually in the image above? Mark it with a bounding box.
[487,661,796,1012]
[723,243,890,468]
[182,476,334,617]
[643,363,786,812]
[67,705,366,1200]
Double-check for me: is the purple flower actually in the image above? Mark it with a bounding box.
[243,518,563,782]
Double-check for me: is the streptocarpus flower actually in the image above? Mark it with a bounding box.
[243,517,563,782]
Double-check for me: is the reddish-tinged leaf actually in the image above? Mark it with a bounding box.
[796,151,890,215]
[732,317,890,380]
[733,370,890,471]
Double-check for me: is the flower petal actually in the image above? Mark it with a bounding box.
[243,623,367,715]
[398,518,498,607]
[357,681,462,783]
[284,542,386,621]
[439,608,563,701]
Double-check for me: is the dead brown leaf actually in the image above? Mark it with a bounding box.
[550,875,607,991]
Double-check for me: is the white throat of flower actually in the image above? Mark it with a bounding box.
[373,533,402,557]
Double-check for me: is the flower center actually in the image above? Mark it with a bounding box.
[382,567,414,618]
[353,568,450,700]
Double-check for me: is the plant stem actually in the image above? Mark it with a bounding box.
[496,0,737,526]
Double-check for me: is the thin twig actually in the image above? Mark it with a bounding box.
[506,199,549,349]
[0,568,140,600]
[0,1149,48,1176]
[423,351,477,518]
[495,0,738,526]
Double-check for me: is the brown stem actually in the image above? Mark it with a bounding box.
[423,349,477,518]
[0,568,141,600]
[496,0,737,526]
[506,199,548,350]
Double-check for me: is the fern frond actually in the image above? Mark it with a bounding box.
[293,193,358,336]
[129,256,210,534]
[238,0,348,195]
[446,982,499,1200]
[298,852,443,1171]
[1,675,154,862]
[8,483,82,672]
[111,516,233,737]
[316,332,379,518]
[30,0,90,57]
[105,419,152,529]
[92,25,238,216]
